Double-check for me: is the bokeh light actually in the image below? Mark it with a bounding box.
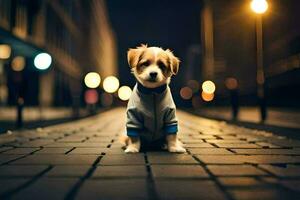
[250,0,268,14]
[103,76,119,93]
[34,53,52,70]
[187,80,200,93]
[11,56,25,72]
[201,91,214,102]
[118,86,132,101]
[202,80,216,94]
[84,72,101,89]
[0,44,11,59]
[180,87,193,100]
[225,77,238,90]
[84,89,98,104]
[100,93,113,107]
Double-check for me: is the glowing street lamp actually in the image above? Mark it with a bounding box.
[0,44,11,59]
[103,76,119,93]
[34,53,52,70]
[201,91,214,102]
[180,87,193,100]
[202,80,216,94]
[12,56,25,72]
[251,0,268,14]
[250,0,268,121]
[118,86,132,101]
[84,72,101,88]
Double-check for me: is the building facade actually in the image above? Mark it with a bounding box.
[201,0,300,106]
[0,0,117,108]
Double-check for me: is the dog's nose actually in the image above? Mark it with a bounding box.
[150,72,158,79]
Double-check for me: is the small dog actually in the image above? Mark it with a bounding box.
[121,44,186,153]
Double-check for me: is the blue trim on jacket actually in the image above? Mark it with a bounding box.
[127,124,178,136]
[164,124,178,134]
[126,128,140,137]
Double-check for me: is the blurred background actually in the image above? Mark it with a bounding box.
[0,0,300,133]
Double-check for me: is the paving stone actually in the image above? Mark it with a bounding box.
[46,166,90,177]
[69,147,107,154]
[207,165,266,176]
[11,155,98,165]
[0,155,24,164]
[92,166,147,178]
[0,178,29,195]
[232,148,300,155]
[105,148,125,154]
[270,140,300,148]
[260,177,280,184]
[17,140,54,147]
[185,143,214,148]
[280,180,300,192]
[152,165,209,178]
[256,142,281,148]
[35,147,72,154]
[2,108,300,199]
[259,164,300,177]
[196,155,250,164]
[246,155,300,164]
[215,143,260,148]
[180,139,205,144]
[218,177,263,187]
[10,178,77,200]
[0,165,48,177]
[0,146,13,153]
[189,148,233,155]
[155,180,227,200]
[85,138,113,143]
[57,137,86,142]
[2,148,40,155]
[45,142,108,148]
[229,188,300,200]
[99,154,145,165]
[197,155,300,164]
[148,154,197,164]
[219,135,238,139]
[109,142,124,148]
[192,135,217,139]
[76,179,149,200]
[206,139,248,144]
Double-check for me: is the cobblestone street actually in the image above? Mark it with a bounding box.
[0,108,300,199]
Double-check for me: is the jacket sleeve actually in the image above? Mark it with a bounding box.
[126,107,143,137]
[163,107,178,134]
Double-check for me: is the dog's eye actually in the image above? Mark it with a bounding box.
[141,61,150,67]
[158,61,166,70]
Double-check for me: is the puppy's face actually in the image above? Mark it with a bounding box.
[127,44,180,88]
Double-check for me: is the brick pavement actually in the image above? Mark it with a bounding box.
[0,107,300,199]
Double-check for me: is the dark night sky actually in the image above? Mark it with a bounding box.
[106,0,203,89]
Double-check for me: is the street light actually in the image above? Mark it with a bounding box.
[201,91,214,102]
[202,80,216,94]
[34,53,52,70]
[251,0,268,14]
[118,86,132,101]
[84,72,101,88]
[12,56,25,72]
[250,0,268,121]
[103,76,119,93]
[0,44,11,59]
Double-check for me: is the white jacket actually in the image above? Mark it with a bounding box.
[126,83,178,142]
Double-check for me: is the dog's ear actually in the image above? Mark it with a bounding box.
[127,44,147,68]
[166,49,180,75]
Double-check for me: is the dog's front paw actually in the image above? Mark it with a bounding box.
[168,145,186,153]
[124,146,139,153]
